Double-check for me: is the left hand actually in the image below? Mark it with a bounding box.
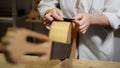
[73,13,93,34]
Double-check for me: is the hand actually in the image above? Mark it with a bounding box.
[73,13,92,34]
[44,8,64,25]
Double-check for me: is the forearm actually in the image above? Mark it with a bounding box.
[90,14,110,27]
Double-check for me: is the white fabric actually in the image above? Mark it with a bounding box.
[38,0,120,61]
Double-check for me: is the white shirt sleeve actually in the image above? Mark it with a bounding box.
[38,0,58,18]
[103,0,120,30]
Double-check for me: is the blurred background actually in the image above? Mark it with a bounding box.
[0,0,71,62]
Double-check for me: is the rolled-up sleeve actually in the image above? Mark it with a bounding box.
[38,0,58,18]
[103,0,120,30]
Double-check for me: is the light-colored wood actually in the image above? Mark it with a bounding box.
[49,21,72,44]
[49,21,76,59]
[53,59,120,68]
[70,23,77,59]
[0,54,120,68]
[2,28,52,64]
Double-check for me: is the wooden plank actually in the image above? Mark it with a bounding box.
[0,53,120,68]
[53,59,120,68]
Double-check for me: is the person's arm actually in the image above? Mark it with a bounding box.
[73,0,120,34]
[38,0,59,18]
[73,13,110,34]
[38,0,63,26]
[103,0,120,30]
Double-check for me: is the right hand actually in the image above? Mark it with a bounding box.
[44,8,64,25]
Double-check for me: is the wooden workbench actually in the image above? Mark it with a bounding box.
[0,53,120,68]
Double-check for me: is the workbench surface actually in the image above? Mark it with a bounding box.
[0,53,120,68]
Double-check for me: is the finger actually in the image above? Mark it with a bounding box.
[45,13,54,21]
[43,18,52,26]
[73,19,80,24]
[57,10,64,19]
[44,18,52,25]
[80,25,88,34]
[79,22,87,30]
[52,11,63,20]
[44,21,52,26]
[81,30,87,34]
[44,13,53,25]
